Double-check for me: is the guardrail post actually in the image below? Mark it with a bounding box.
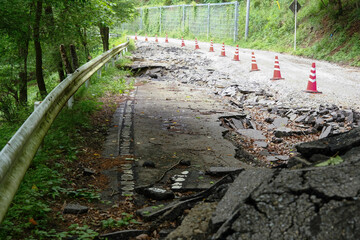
[67,95,74,108]
[34,101,42,111]
[85,79,90,88]
[234,1,239,42]
[112,57,115,67]
[97,68,102,78]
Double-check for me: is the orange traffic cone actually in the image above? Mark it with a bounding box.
[250,52,260,71]
[220,43,226,57]
[165,33,169,43]
[155,34,158,43]
[135,33,137,41]
[233,45,239,61]
[195,38,200,50]
[270,56,284,80]
[181,37,185,47]
[304,63,322,94]
[145,34,148,42]
[209,40,214,52]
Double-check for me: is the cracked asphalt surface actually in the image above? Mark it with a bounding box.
[127,38,360,239]
[133,80,247,187]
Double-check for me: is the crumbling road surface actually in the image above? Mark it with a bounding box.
[134,81,246,187]
[101,38,360,239]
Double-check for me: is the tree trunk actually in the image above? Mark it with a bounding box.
[59,44,73,74]
[337,0,343,15]
[70,44,79,70]
[33,0,47,98]
[58,60,65,82]
[99,24,110,52]
[77,27,91,61]
[45,4,65,82]
[19,38,29,105]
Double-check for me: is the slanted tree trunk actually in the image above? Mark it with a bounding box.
[33,0,47,98]
[99,24,110,52]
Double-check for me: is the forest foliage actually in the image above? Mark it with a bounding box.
[236,0,360,65]
[0,0,137,122]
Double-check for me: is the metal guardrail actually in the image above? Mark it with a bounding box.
[0,41,129,223]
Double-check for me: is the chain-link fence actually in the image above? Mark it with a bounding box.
[120,2,239,41]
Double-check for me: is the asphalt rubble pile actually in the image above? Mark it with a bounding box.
[112,42,360,239]
[128,44,360,168]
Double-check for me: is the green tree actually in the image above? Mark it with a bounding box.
[33,0,48,98]
[0,0,32,106]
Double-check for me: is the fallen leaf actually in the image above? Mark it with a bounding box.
[29,217,38,225]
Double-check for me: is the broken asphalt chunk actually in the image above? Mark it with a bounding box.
[63,204,88,215]
[143,187,175,200]
[206,167,243,176]
[99,230,148,240]
[237,129,266,140]
[274,127,293,138]
[296,127,360,158]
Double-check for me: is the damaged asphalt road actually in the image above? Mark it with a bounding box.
[102,40,360,239]
[133,81,247,188]
[211,128,360,240]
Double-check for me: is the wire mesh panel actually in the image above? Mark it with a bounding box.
[144,8,160,35]
[209,3,236,40]
[185,5,209,38]
[162,6,183,36]
[120,2,239,41]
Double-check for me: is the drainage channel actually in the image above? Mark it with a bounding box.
[102,89,137,200]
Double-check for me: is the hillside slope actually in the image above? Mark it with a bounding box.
[236,0,360,66]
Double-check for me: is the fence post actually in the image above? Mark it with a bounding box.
[234,1,239,42]
[159,7,162,35]
[67,73,74,109]
[140,8,143,31]
[182,5,185,33]
[245,0,250,40]
[207,3,210,39]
